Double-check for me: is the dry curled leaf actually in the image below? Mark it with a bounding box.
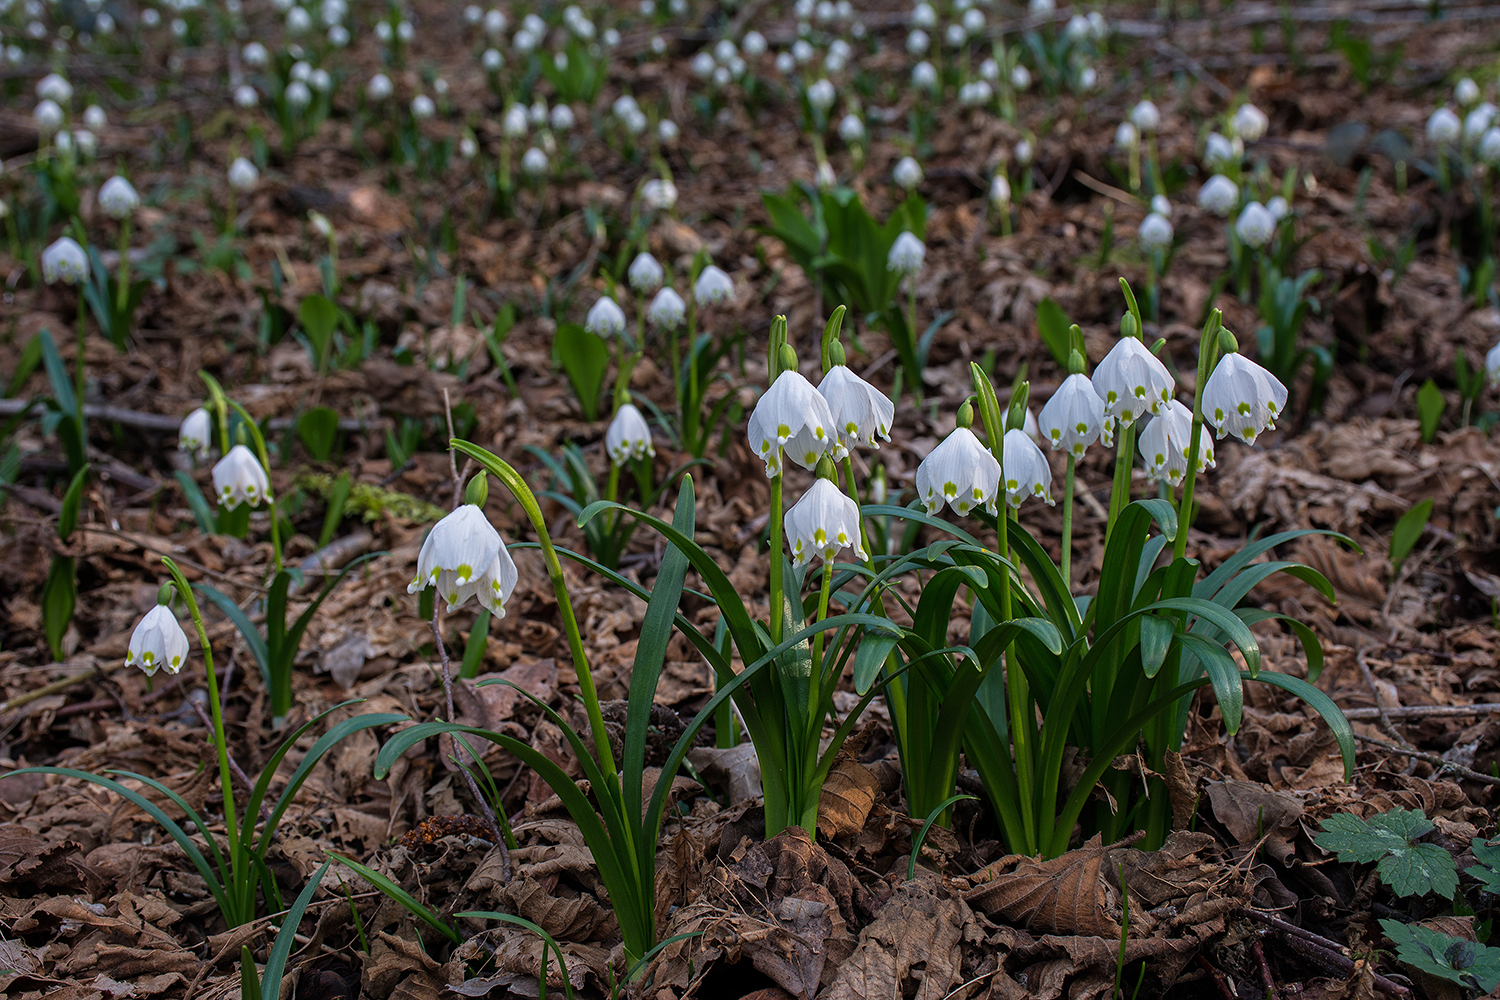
[965,835,1120,938]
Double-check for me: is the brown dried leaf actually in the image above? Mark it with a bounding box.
[965,835,1120,938]
[825,874,976,1000]
[1205,780,1303,864]
[816,749,880,842]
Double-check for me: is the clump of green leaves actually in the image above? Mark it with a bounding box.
[1378,920,1500,995]
[1314,808,1458,898]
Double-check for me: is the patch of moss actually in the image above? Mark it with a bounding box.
[294,472,446,523]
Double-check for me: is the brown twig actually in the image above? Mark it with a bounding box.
[1251,940,1282,1000]
[1237,909,1410,998]
[1355,646,1403,743]
[1341,703,1500,720]
[1351,732,1500,788]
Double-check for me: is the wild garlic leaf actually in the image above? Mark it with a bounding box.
[1379,919,1500,994]
[1315,809,1457,897]
[1466,839,1500,894]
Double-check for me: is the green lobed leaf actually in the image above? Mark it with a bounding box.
[1379,919,1500,994]
[1466,839,1500,894]
[1316,808,1457,897]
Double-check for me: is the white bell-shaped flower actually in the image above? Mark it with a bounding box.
[912,60,938,91]
[1198,174,1239,217]
[1230,103,1268,142]
[818,365,895,457]
[606,403,655,464]
[887,231,926,275]
[694,265,734,305]
[1427,107,1461,146]
[1092,336,1174,428]
[1129,99,1160,132]
[212,444,271,509]
[1138,399,1213,486]
[1487,340,1500,387]
[838,114,865,143]
[747,369,837,477]
[37,72,73,103]
[1203,132,1236,169]
[893,155,923,190]
[990,174,1012,207]
[807,78,836,112]
[1138,212,1173,250]
[641,178,678,210]
[648,287,686,329]
[784,478,866,567]
[628,252,664,293]
[228,157,259,191]
[179,407,212,460]
[408,503,506,611]
[1001,428,1054,508]
[99,176,140,219]
[126,604,190,676]
[1455,77,1481,108]
[584,296,626,337]
[368,72,393,100]
[42,237,89,284]
[1235,201,1276,248]
[1115,121,1139,149]
[1202,352,1287,445]
[915,426,1001,517]
[521,147,548,175]
[1038,373,1106,458]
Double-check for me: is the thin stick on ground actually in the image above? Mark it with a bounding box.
[1351,732,1500,788]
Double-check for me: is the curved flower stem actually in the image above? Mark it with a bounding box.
[199,370,232,456]
[769,468,785,645]
[685,300,699,452]
[115,218,132,318]
[1104,421,1136,544]
[450,441,617,781]
[1061,453,1076,593]
[161,557,242,917]
[74,291,87,420]
[227,400,282,573]
[1174,312,1222,563]
[808,560,834,732]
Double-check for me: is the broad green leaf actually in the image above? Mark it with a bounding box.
[1389,498,1433,574]
[58,463,89,538]
[1466,839,1500,893]
[1380,919,1500,994]
[297,407,340,461]
[1416,379,1444,442]
[554,323,609,421]
[1035,297,1072,369]
[298,294,340,364]
[1316,808,1457,897]
[1138,614,1174,679]
[42,555,76,661]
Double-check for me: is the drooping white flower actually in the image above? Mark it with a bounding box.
[1235,201,1276,248]
[1230,103,1268,142]
[286,5,311,32]
[73,131,98,158]
[411,94,435,118]
[807,78,836,113]
[243,41,269,65]
[521,146,548,176]
[126,604,190,676]
[838,114,864,143]
[1266,195,1289,221]
[1138,399,1213,486]
[1455,77,1480,107]
[367,73,393,101]
[1115,121,1139,148]
[658,118,679,144]
[213,444,271,509]
[648,287,686,329]
[1198,174,1239,217]
[98,175,140,219]
[606,403,655,464]
[916,426,1001,517]
[785,478,866,567]
[912,60,938,91]
[743,30,767,56]
[484,8,507,34]
[179,407,212,460]
[228,157,259,191]
[628,252,664,293]
[553,104,578,131]
[529,99,549,127]
[284,80,312,110]
[1001,428,1053,508]
[694,265,734,305]
[42,237,89,284]
[641,178,678,210]
[234,84,259,108]
[1138,212,1173,250]
[1427,107,1461,146]
[1010,64,1032,91]
[37,73,73,103]
[1202,352,1287,445]
[408,503,499,604]
[1129,99,1160,132]
[482,47,504,72]
[906,28,930,54]
[979,57,999,82]
[459,135,478,159]
[584,296,626,337]
[1038,373,1107,458]
[990,174,1011,207]
[746,369,837,477]
[1065,13,1089,40]
[1151,194,1172,218]
[34,100,63,133]
[911,1,936,28]
[1203,131,1236,168]
[1488,340,1500,387]
[502,103,528,137]
[1028,0,1055,14]
[1015,139,1034,165]
[818,365,894,457]
[1093,336,1174,428]
[1482,127,1500,164]
[1078,66,1097,90]
[943,22,967,47]
[1464,103,1496,144]
[83,104,106,130]
[329,24,350,46]
[887,231,926,275]
[893,155,923,190]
